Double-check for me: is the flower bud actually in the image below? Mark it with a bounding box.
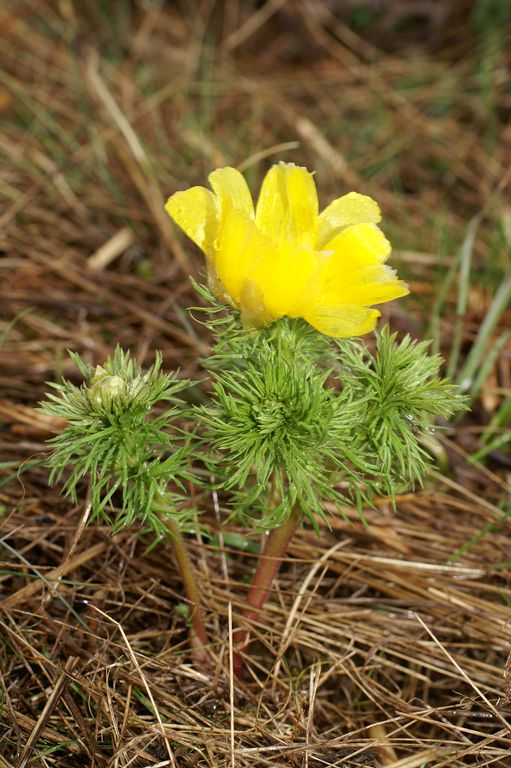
[89,367,127,407]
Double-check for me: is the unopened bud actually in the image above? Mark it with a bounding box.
[89,371,126,407]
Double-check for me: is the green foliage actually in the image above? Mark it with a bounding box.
[200,308,467,528]
[40,299,467,538]
[39,347,194,536]
[199,325,371,530]
[338,327,468,495]
[471,0,511,37]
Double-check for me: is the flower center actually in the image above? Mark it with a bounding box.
[251,398,288,436]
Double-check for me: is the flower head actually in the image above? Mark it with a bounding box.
[165,162,409,337]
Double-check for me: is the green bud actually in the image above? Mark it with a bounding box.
[88,370,127,407]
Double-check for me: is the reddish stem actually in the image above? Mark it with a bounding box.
[233,505,302,678]
[164,517,211,673]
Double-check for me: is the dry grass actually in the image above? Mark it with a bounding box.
[1,1,511,766]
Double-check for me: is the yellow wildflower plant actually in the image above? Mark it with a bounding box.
[165,162,409,337]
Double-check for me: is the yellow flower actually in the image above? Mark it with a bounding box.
[165,162,409,337]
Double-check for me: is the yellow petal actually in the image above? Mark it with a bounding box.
[239,280,274,328]
[213,201,272,305]
[321,265,410,307]
[250,240,319,319]
[318,192,381,248]
[315,226,408,308]
[323,223,392,270]
[255,162,318,246]
[165,186,218,255]
[208,167,254,218]
[304,305,381,338]
[334,265,410,306]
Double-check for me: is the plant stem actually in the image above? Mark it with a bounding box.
[233,504,302,678]
[163,517,211,672]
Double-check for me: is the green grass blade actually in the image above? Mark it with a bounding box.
[447,216,480,379]
[457,272,511,393]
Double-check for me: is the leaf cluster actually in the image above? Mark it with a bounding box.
[200,316,468,528]
[40,307,468,537]
[199,324,373,530]
[39,347,193,536]
[338,327,469,495]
